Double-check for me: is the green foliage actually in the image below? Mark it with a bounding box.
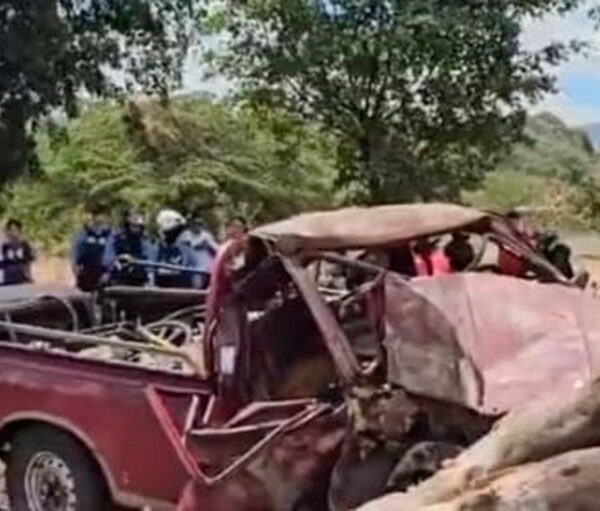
[209,0,583,203]
[467,113,600,230]
[1,98,336,253]
[497,113,597,183]
[0,0,201,181]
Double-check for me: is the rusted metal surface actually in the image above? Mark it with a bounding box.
[384,272,600,415]
[176,404,345,511]
[251,203,490,253]
[283,259,362,385]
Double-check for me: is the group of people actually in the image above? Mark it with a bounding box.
[72,206,246,292]
[358,211,577,282]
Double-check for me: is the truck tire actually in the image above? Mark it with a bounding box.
[6,425,110,511]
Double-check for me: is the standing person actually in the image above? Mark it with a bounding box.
[224,217,249,271]
[154,209,197,288]
[71,205,112,291]
[225,217,248,242]
[1,219,35,286]
[104,210,154,286]
[180,212,218,289]
[498,210,535,277]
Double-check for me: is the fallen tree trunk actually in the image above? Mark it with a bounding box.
[358,376,600,510]
[421,448,600,511]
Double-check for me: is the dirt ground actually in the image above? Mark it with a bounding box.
[32,255,73,285]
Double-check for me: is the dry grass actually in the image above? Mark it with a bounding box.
[32,255,73,285]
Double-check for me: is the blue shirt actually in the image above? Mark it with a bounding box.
[153,238,199,288]
[71,228,111,270]
[178,229,218,274]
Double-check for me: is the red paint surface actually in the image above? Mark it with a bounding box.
[0,347,211,506]
[407,273,600,414]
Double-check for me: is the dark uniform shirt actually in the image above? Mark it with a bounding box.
[72,227,111,291]
[1,240,35,285]
[104,230,154,286]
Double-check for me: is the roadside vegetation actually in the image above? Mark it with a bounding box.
[1,1,600,254]
[0,98,337,252]
[2,100,600,254]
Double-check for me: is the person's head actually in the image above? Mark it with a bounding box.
[538,231,559,253]
[156,209,186,241]
[188,212,206,235]
[123,210,146,236]
[88,205,110,232]
[506,210,525,233]
[5,219,22,243]
[225,217,247,241]
[414,237,438,255]
[445,233,474,272]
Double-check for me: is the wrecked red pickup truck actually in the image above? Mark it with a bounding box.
[0,204,596,511]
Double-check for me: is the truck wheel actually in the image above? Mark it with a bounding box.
[6,425,109,511]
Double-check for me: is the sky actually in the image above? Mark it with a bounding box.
[183,3,600,127]
[523,2,600,125]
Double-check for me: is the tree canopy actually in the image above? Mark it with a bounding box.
[0,0,199,181]
[1,97,336,252]
[209,0,584,203]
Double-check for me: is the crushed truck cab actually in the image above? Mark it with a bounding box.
[0,204,595,511]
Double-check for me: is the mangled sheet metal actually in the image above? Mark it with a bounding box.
[251,203,490,253]
[384,272,600,415]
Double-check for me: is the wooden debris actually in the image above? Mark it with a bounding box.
[358,376,600,510]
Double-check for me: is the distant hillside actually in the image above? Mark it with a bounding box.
[467,112,600,230]
[582,122,600,151]
[497,113,597,180]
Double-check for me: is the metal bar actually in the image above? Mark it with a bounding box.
[118,257,208,275]
[225,399,317,427]
[0,321,201,374]
[182,395,200,445]
[282,259,361,385]
[190,419,287,437]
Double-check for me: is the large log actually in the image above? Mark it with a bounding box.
[358,376,600,510]
[422,448,600,511]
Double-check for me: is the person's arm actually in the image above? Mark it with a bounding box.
[71,232,83,274]
[102,234,116,272]
[143,239,157,286]
[205,231,219,254]
[182,243,203,288]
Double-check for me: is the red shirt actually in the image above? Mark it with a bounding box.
[414,250,451,276]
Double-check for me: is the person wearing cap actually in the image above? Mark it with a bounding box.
[179,212,218,289]
[154,209,198,288]
[104,210,155,286]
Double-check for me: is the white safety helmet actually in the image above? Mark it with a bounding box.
[156,209,185,233]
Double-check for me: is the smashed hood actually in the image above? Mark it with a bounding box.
[384,273,600,415]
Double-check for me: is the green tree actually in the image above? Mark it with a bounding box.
[2,98,336,252]
[209,0,583,203]
[0,0,200,181]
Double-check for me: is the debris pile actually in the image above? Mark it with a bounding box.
[358,377,600,510]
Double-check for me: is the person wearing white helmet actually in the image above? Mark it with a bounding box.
[154,209,198,288]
